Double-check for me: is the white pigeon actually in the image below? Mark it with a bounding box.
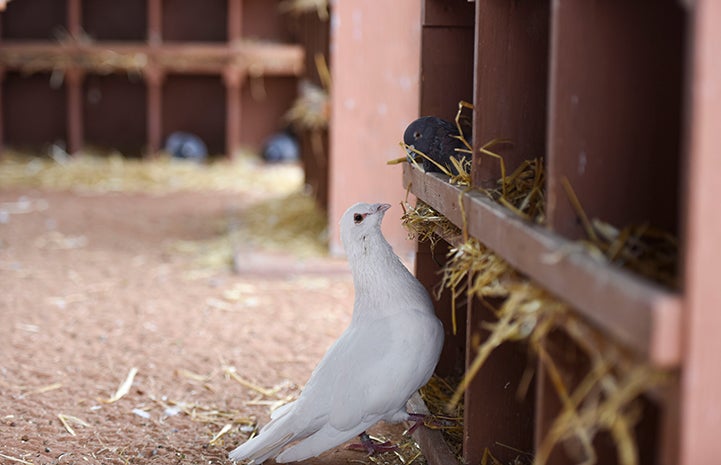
[228,202,444,464]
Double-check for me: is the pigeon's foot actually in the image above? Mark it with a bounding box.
[404,413,457,435]
[346,432,399,455]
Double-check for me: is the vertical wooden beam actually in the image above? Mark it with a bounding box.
[533,330,616,465]
[227,0,243,42]
[329,0,425,253]
[225,0,243,158]
[65,68,84,154]
[471,0,549,188]
[146,0,162,156]
[0,67,5,157]
[66,0,83,154]
[415,237,465,378]
[419,0,474,120]
[546,0,685,239]
[145,67,164,155]
[223,67,244,159]
[463,295,535,465]
[679,0,721,463]
[67,0,81,37]
[147,0,162,44]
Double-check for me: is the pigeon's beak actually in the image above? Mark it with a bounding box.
[374,203,391,215]
[405,145,417,161]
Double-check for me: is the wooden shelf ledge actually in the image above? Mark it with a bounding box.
[403,164,681,367]
[0,40,305,76]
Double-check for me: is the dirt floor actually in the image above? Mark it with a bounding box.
[0,184,409,464]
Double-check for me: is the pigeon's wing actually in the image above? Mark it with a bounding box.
[269,311,441,463]
[315,311,442,432]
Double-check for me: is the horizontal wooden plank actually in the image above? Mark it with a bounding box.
[403,164,682,367]
[0,41,305,76]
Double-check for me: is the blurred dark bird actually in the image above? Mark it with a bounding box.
[229,202,444,464]
[403,116,470,175]
[262,131,300,164]
[165,132,208,162]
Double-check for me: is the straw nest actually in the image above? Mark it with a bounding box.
[397,101,677,287]
[397,101,676,465]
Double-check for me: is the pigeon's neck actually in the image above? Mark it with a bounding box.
[347,232,430,320]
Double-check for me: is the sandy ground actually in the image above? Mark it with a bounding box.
[0,187,408,465]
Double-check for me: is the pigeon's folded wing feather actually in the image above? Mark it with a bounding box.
[274,420,373,463]
[269,312,440,463]
[300,311,442,432]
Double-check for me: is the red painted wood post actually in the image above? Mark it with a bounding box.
[65,0,83,154]
[223,68,245,160]
[679,1,721,463]
[225,0,243,159]
[145,0,163,156]
[65,68,84,155]
[145,67,164,156]
[0,67,5,157]
[147,0,162,45]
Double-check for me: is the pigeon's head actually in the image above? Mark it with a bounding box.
[403,116,439,158]
[340,202,391,252]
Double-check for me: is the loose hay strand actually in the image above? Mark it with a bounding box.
[30,382,63,395]
[454,100,474,154]
[560,177,598,243]
[209,423,233,445]
[224,366,278,398]
[104,367,138,403]
[57,413,90,436]
[0,453,34,465]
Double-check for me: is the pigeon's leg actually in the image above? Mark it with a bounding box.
[346,432,399,455]
[404,413,458,435]
[404,413,427,435]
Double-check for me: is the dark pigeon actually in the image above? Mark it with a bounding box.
[403,116,470,175]
[262,131,300,164]
[165,132,208,162]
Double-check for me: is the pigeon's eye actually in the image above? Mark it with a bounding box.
[413,131,421,139]
[353,213,364,224]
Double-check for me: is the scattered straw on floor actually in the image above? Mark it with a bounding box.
[169,191,329,273]
[0,150,328,265]
[0,150,303,195]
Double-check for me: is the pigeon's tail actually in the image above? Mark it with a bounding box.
[275,423,365,463]
[228,405,299,464]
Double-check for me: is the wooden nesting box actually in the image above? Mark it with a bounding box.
[0,0,304,157]
[410,1,721,464]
